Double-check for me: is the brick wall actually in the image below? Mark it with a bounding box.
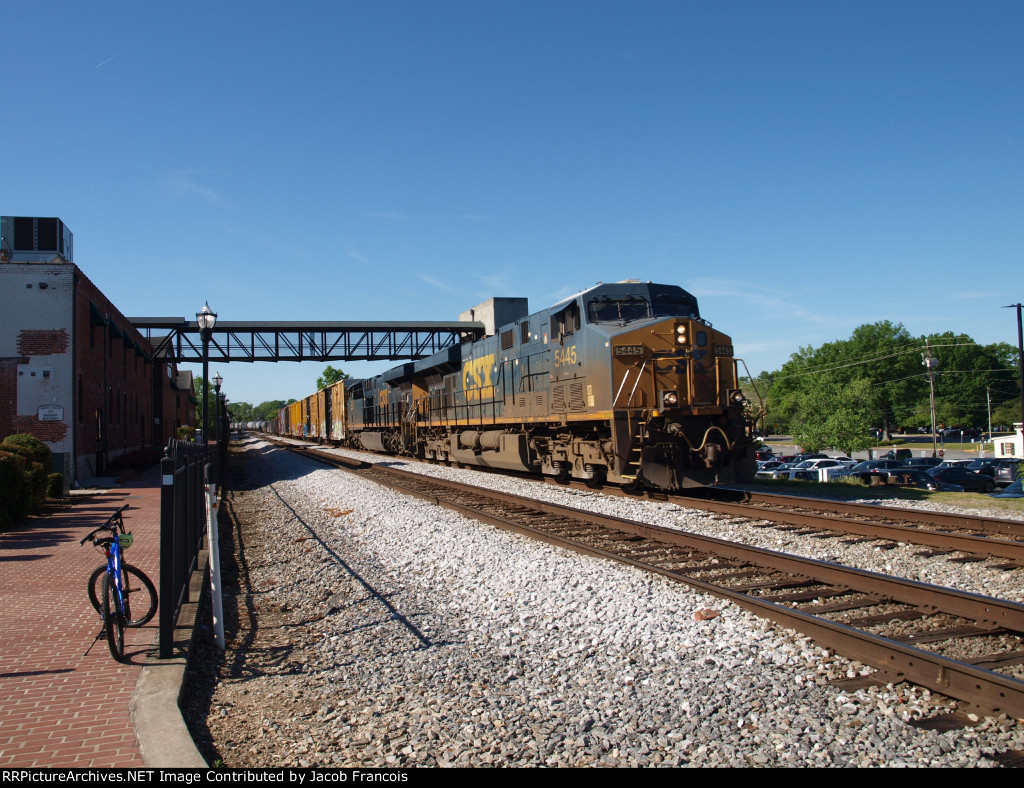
[0,265,74,455]
[1,262,194,480]
[16,329,69,356]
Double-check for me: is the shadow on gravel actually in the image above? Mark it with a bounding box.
[181,442,445,766]
[181,454,251,767]
[266,485,440,650]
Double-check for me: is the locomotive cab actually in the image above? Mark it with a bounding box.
[550,281,753,488]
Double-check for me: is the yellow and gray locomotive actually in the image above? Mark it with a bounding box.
[286,280,755,490]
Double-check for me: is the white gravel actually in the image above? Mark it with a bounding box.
[216,437,1024,767]
[316,441,1024,604]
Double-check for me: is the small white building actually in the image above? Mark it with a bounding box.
[994,424,1024,459]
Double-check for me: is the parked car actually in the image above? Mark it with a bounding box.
[792,453,829,464]
[941,427,981,440]
[883,448,913,461]
[756,461,801,480]
[926,467,996,493]
[965,458,1001,478]
[901,457,943,470]
[883,469,963,492]
[993,459,1023,488]
[755,450,775,461]
[934,459,971,469]
[837,459,906,477]
[780,458,851,481]
[991,480,1024,499]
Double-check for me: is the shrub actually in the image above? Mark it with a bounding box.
[0,451,28,529]
[0,435,58,523]
[1,434,51,467]
[47,473,64,499]
[26,462,47,514]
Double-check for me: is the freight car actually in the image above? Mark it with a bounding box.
[278,280,755,490]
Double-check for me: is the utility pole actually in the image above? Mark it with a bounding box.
[923,339,940,458]
[987,387,993,444]
[1005,303,1024,427]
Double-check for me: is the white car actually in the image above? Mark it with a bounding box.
[780,458,850,481]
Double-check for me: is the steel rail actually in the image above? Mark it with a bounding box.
[658,494,1024,564]
[712,488,1024,540]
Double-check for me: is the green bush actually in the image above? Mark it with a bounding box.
[177,426,196,441]
[0,435,55,525]
[47,473,64,499]
[1,434,51,467]
[0,451,28,529]
[26,462,47,514]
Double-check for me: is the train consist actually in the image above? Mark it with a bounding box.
[270,280,755,490]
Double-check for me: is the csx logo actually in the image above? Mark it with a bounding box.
[554,345,578,367]
[463,353,495,402]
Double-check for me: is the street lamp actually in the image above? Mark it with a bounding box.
[196,302,217,446]
[212,371,223,448]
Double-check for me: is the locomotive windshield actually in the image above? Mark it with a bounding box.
[587,292,699,323]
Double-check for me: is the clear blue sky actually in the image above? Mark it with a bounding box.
[6,1,1023,407]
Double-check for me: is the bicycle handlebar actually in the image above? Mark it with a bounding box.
[79,505,132,545]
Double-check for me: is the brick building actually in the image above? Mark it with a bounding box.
[0,217,195,484]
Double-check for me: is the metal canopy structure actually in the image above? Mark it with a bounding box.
[128,318,485,363]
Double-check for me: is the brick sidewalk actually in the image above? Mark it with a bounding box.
[0,468,163,767]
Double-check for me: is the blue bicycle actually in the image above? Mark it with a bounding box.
[81,505,157,662]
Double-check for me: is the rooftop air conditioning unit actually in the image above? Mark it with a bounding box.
[0,216,73,263]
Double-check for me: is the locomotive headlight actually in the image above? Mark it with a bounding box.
[729,390,747,406]
[675,324,688,345]
[660,390,679,408]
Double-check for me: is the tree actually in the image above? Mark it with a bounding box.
[766,321,924,440]
[764,323,1020,446]
[193,376,212,434]
[251,400,296,421]
[227,402,254,422]
[927,337,1017,427]
[778,374,875,455]
[316,365,350,391]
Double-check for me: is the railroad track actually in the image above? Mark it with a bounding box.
[273,438,1024,721]
[665,488,1024,568]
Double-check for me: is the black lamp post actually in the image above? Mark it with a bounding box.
[197,302,217,445]
[1005,304,1024,428]
[212,371,223,448]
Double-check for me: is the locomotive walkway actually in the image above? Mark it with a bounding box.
[0,467,200,768]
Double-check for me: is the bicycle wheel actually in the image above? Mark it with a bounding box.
[88,564,157,627]
[101,573,125,663]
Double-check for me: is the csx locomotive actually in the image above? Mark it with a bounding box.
[274,280,755,490]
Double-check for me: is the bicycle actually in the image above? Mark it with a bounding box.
[80,504,157,662]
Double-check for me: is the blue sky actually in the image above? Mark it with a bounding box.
[6,1,1023,407]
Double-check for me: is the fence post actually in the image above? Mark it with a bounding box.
[159,448,176,659]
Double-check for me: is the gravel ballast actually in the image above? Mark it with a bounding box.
[183,438,1024,767]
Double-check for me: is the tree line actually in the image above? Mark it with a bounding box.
[745,321,1020,455]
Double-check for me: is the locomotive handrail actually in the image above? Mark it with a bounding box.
[612,365,635,408]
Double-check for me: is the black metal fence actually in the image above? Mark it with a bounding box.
[158,439,214,659]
